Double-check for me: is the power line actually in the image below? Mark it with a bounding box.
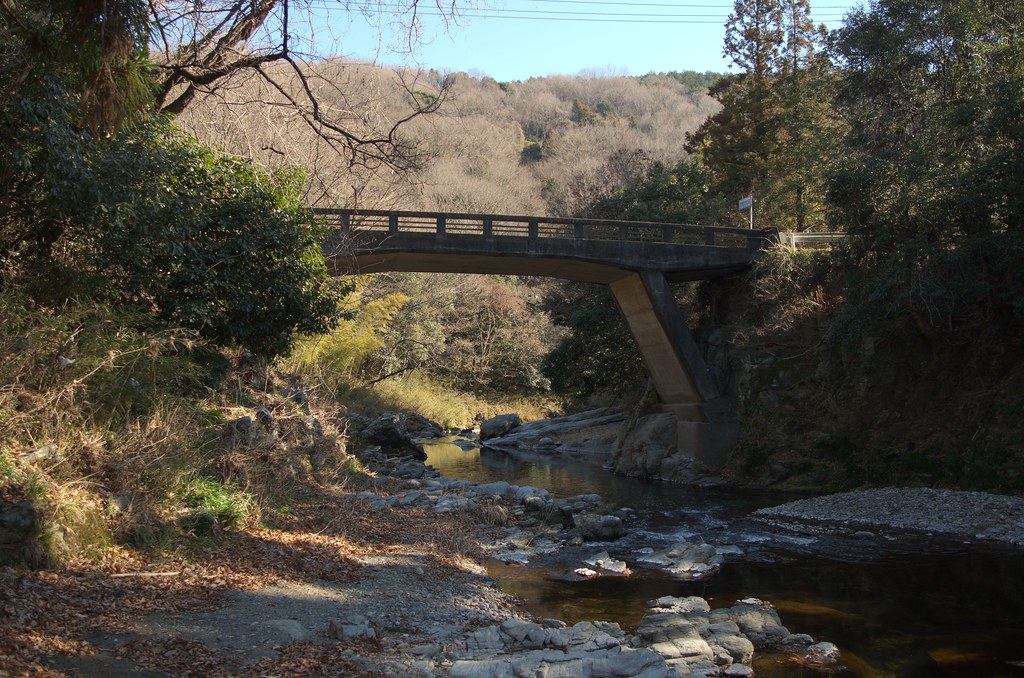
[505,0,852,8]
[439,11,848,22]
[348,12,848,23]
[406,7,842,17]
[317,3,848,23]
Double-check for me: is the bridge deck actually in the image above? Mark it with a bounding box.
[317,209,778,282]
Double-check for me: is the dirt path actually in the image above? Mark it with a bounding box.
[0,485,517,677]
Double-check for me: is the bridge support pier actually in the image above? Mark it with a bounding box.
[608,271,738,469]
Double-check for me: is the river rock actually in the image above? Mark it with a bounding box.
[361,412,426,458]
[499,618,550,649]
[611,413,721,486]
[647,596,712,615]
[718,600,790,647]
[404,413,444,439]
[637,542,724,578]
[495,551,531,565]
[432,494,475,513]
[535,436,558,454]
[450,647,667,678]
[563,621,627,651]
[453,438,481,451]
[583,551,631,574]
[636,614,715,662]
[706,632,754,664]
[781,633,814,648]
[802,641,840,665]
[513,485,550,502]
[521,495,547,512]
[468,481,513,500]
[0,501,41,567]
[465,625,505,654]
[629,595,825,676]
[480,408,625,461]
[593,647,666,677]
[575,513,625,541]
[480,414,522,441]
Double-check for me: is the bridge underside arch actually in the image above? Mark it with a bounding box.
[340,251,632,284]
[329,249,741,468]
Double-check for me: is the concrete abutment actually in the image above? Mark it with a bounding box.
[608,272,738,469]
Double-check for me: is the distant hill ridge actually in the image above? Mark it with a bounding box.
[177,61,722,217]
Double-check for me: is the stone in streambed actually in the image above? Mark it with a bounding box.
[360,412,426,459]
[480,414,522,441]
[583,551,631,574]
[637,542,724,579]
[647,596,711,615]
[718,599,790,647]
[575,513,625,541]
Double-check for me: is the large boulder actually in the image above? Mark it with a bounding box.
[612,413,717,485]
[574,513,625,541]
[479,408,625,461]
[480,413,522,441]
[0,501,41,567]
[404,413,445,439]
[361,413,425,459]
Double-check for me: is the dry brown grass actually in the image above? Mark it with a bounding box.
[0,299,370,568]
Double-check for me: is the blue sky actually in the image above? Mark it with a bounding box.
[303,0,866,81]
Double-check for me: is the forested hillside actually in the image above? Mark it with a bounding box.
[177,65,721,217]
[172,62,726,416]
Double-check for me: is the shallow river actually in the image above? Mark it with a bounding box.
[424,439,1024,677]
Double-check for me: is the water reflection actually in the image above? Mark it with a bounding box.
[424,439,1024,677]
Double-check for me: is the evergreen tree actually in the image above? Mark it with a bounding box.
[773,0,836,230]
[722,0,785,79]
[686,0,835,230]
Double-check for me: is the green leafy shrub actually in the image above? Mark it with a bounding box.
[79,118,342,358]
[1,85,342,359]
[177,476,256,534]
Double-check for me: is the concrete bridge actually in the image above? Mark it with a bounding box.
[316,208,779,467]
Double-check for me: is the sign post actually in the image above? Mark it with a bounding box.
[738,195,753,229]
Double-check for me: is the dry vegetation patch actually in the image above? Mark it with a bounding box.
[1,485,490,677]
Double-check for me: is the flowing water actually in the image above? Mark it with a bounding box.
[424,438,1024,677]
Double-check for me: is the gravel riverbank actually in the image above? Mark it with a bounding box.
[754,487,1024,547]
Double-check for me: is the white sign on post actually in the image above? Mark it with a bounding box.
[738,196,753,228]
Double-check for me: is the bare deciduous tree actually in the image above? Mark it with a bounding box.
[149,0,459,171]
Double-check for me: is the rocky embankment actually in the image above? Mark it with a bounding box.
[446,596,838,678]
[31,405,1021,676]
[478,409,721,486]
[754,487,1024,546]
[345,423,842,677]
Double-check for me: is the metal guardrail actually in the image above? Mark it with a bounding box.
[314,208,778,252]
[777,232,850,248]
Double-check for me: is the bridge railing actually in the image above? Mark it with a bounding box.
[777,232,850,249]
[314,209,777,251]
